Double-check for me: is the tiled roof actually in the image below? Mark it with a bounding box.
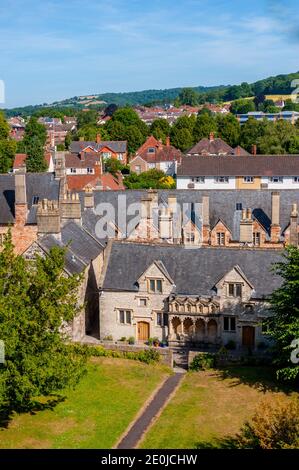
[177,155,299,177]
[38,221,103,275]
[0,173,60,224]
[101,241,283,299]
[65,152,100,169]
[66,173,124,191]
[13,153,52,170]
[69,141,127,154]
[186,137,234,155]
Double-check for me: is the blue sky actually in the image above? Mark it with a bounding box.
[1,0,299,108]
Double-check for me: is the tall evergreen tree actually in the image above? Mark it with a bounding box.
[0,232,87,411]
[266,247,299,382]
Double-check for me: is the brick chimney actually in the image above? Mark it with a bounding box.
[37,199,61,234]
[84,186,94,209]
[270,192,281,243]
[166,136,170,147]
[202,195,210,245]
[290,203,298,247]
[60,191,82,223]
[14,165,28,226]
[96,134,101,144]
[240,207,253,243]
[251,144,257,156]
[209,132,215,142]
[236,146,241,156]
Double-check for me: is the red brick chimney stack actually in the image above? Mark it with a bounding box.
[166,136,170,147]
[209,132,214,142]
[96,134,101,144]
[251,144,257,156]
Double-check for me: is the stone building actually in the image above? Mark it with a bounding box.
[99,241,283,351]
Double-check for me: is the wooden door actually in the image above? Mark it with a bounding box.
[242,326,255,347]
[138,321,150,341]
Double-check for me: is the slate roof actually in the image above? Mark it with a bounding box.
[80,189,299,242]
[102,241,283,299]
[70,141,127,154]
[186,137,234,156]
[177,155,299,177]
[38,221,104,274]
[0,173,60,224]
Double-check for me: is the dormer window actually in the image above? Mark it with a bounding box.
[228,283,242,298]
[269,176,283,183]
[147,147,156,153]
[148,279,162,293]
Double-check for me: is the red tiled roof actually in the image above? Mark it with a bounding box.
[13,153,52,170]
[66,173,124,191]
[136,135,161,158]
[187,137,234,155]
[13,153,27,169]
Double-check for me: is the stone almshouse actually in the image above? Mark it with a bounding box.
[99,241,282,351]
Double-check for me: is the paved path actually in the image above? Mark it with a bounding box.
[117,373,183,449]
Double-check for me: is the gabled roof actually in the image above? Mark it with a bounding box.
[37,221,104,275]
[69,141,127,154]
[137,259,174,285]
[101,241,283,299]
[186,137,234,156]
[215,264,255,290]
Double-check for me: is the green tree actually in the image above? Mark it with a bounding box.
[173,115,196,134]
[240,117,262,152]
[178,88,199,106]
[230,99,256,114]
[266,247,299,382]
[150,119,170,143]
[125,125,144,154]
[0,232,87,411]
[124,169,175,189]
[170,127,193,152]
[77,109,98,128]
[193,113,217,142]
[23,116,47,144]
[103,157,127,176]
[0,140,16,173]
[216,114,240,147]
[0,111,10,140]
[25,137,47,172]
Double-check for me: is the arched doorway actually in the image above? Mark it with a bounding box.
[195,319,205,341]
[171,317,181,339]
[183,318,193,339]
[137,321,150,341]
[207,319,217,343]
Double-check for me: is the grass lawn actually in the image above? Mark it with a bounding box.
[0,357,169,449]
[140,366,298,449]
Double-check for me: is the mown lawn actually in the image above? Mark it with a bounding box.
[140,366,298,449]
[0,357,169,449]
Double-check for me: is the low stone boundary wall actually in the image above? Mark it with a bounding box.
[82,337,173,367]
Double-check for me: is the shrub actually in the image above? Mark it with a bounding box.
[225,340,236,350]
[128,336,135,345]
[237,397,299,449]
[148,338,154,346]
[103,335,113,341]
[189,353,216,371]
[119,337,127,342]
